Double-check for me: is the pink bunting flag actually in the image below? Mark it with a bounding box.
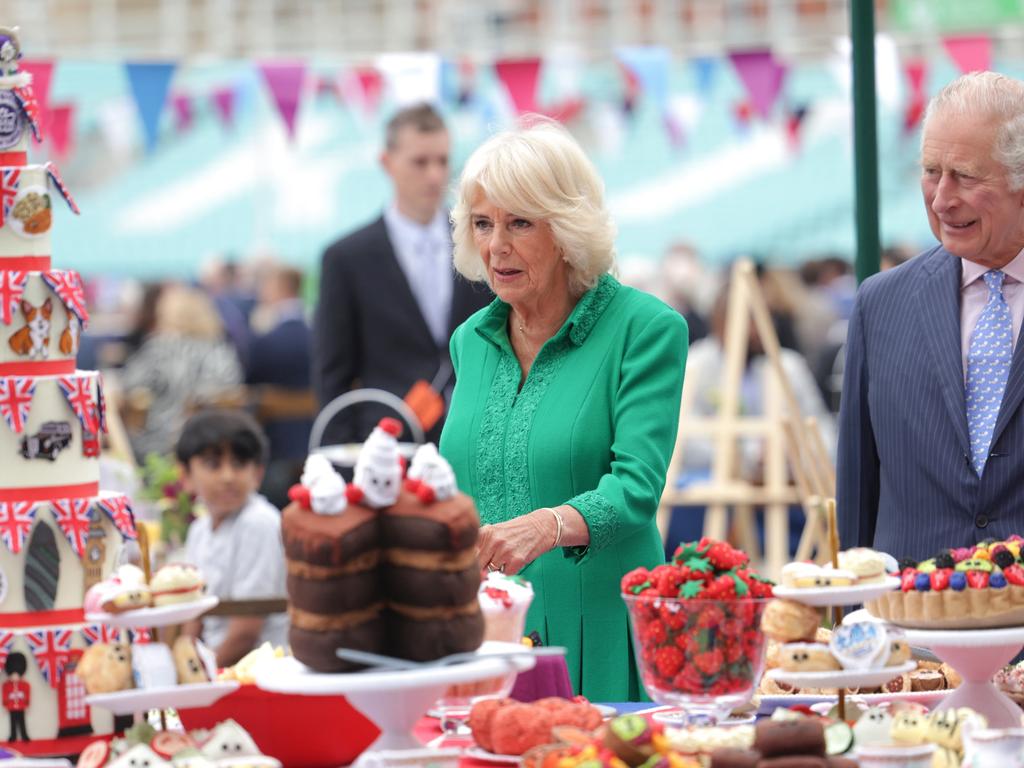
[495,58,542,114]
[258,61,307,141]
[729,50,787,120]
[19,59,54,135]
[355,68,383,115]
[48,103,74,158]
[943,35,992,74]
[171,93,194,133]
[212,86,237,130]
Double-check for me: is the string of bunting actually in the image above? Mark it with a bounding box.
[0,494,136,556]
[42,270,89,328]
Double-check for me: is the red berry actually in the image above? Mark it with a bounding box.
[930,568,952,591]
[901,570,919,592]
[693,648,725,677]
[966,570,990,589]
[652,566,684,597]
[654,646,684,679]
[659,604,686,630]
[1005,564,1024,586]
[643,621,667,645]
[621,567,651,593]
[672,666,704,693]
[706,541,749,572]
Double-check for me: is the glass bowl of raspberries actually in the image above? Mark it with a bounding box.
[621,538,774,725]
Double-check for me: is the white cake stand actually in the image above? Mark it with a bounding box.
[254,650,537,765]
[846,608,1024,727]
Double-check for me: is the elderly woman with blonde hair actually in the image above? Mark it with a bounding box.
[440,120,688,700]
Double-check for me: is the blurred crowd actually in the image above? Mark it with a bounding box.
[82,256,315,510]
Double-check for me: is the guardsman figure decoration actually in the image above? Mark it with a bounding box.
[3,651,30,741]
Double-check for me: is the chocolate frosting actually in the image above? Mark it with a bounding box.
[282,502,379,566]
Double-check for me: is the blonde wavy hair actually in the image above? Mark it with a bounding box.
[155,284,225,342]
[451,118,616,296]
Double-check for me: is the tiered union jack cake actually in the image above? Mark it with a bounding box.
[0,27,136,753]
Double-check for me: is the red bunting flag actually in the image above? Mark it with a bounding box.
[48,103,74,158]
[903,58,928,134]
[495,58,541,114]
[943,35,992,74]
[355,68,383,115]
[19,59,53,139]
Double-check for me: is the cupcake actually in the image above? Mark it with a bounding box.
[151,563,205,606]
[479,572,534,643]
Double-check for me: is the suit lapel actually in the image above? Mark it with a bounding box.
[913,248,970,455]
[374,217,439,353]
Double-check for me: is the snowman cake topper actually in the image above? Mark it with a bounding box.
[405,442,458,503]
[288,453,348,515]
[347,417,404,509]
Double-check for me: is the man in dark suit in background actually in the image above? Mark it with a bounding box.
[838,72,1024,561]
[314,104,491,446]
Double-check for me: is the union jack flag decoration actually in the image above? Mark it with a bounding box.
[81,625,122,646]
[42,271,89,328]
[127,628,152,644]
[0,377,36,433]
[44,163,79,215]
[12,85,42,143]
[58,375,98,434]
[0,270,28,325]
[0,501,36,554]
[26,628,72,687]
[95,496,136,541]
[0,631,13,668]
[50,499,93,558]
[0,168,20,228]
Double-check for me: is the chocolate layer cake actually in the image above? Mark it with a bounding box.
[282,500,383,672]
[382,489,484,661]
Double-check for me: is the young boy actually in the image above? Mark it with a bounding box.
[177,409,287,667]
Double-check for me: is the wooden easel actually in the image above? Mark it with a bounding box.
[657,259,835,579]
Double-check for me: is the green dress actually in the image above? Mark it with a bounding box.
[439,274,688,701]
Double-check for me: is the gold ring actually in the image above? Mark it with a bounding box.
[487,562,505,573]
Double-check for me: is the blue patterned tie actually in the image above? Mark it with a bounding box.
[966,269,1013,475]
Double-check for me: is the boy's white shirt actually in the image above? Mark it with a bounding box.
[184,493,288,651]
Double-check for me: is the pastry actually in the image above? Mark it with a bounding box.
[837,548,888,583]
[77,642,133,694]
[781,563,856,588]
[150,563,205,606]
[709,748,760,767]
[889,705,929,744]
[172,636,213,684]
[885,631,911,665]
[909,669,945,691]
[779,643,840,672]
[489,703,555,756]
[757,758,827,768]
[200,720,262,760]
[468,698,512,753]
[109,745,171,768]
[853,707,893,747]
[761,599,823,643]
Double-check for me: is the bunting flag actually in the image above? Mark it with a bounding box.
[494,58,541,114]
[211,86,237,130]
[50,499,92,558]
[943,35,992,74]
[0,168,20,228]
[42,270,89,327]
[616,47,670,112]
[44,163,80,215]
[355,68,383,114]
[95,496,137,541]
[48,103,74,158]
[171,93,194,133]
[787,105,810,151]
[81,625,122,646]
[58,375,99,434]
[0,502,37,554]
[25,628,72,687]
[257,61,307,141]
[0,377,36,434]
[12,85,42,142]
[0,631,12,668]
[903,58,928,134]
[729,49,787,120]
[692,56,718,99]
[19,59,53,140]
[127,628,152,644]
[0,270,28,325]
[125,61,176,154]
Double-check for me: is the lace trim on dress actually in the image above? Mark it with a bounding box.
[565,488,618,558]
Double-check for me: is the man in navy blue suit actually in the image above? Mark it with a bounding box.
[839,72,1024,561]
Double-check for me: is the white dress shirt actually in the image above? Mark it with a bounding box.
[960,249,1024,380]
[384,205,453,346]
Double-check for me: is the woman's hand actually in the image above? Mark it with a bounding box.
[476,510,556,575]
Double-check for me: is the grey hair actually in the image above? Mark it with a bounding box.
[451,117,616,296]
[923,71,1024,191]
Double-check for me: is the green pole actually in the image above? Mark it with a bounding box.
[851,0,881,283]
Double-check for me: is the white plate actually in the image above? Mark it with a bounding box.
[85,595,219,629]
[463,746,521,764]
[766,661,917,689]
[772,577,901,607]
[756,688,951,715]
[85,681,239,715]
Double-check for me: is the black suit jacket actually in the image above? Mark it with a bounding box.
[247,316,313,461]
[313,215,492,446]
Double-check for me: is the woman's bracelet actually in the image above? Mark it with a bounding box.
[542,507,564,549]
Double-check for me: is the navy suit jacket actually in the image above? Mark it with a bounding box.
[837,244,1024,562]
[313,215,492,446]
[247,316,313,461]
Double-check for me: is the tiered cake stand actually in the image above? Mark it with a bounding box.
[83,597,238,715]
[255,648,537,766]
[846,608,1024,728]
[766,578,906,715]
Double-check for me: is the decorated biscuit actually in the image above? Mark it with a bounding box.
[829,622,889,670]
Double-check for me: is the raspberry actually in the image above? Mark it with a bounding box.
[654,646,684,679]
[705,541,749,572]
[693,648,725,677]
[621,567,651,593]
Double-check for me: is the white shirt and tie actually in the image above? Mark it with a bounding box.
[383,205,453,347]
